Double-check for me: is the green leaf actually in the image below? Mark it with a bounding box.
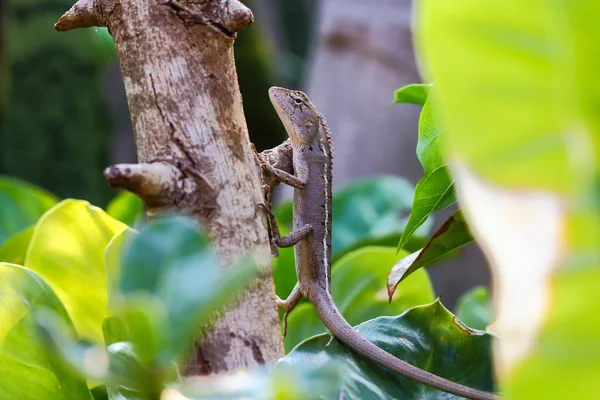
[416,0,600,194]
[180,362,345,400]
[393,83,432,106]
[280,300,494,399]
[416,1,600,398]
[455,286,493,331]
[388,211,473,300]
[0,176,58,245]
[24,200,127,344]
[112,216,257,365]
[0,263,92,400]
[35,311,170,400]
[106,191,144,227]
[275,176,424,261]
[0,226,34,265]
[398,100,456,250]
[283,246,434,352]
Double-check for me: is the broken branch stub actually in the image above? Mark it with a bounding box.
[56,0,284,374]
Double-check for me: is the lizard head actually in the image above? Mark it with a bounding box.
[268,86,320,146]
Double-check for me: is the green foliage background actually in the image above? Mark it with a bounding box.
[0,0,114,206]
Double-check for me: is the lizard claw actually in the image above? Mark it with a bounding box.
[251,143,269,171]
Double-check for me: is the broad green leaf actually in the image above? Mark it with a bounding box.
[25,200,127,344]
[417,1,600,397]
[106,191,144,227]
[398,100,456,250]
[180,362,345,400]
[416,1,599,194]
[112,216,257,365]
[283,246,434,352]
[0,226,34,265]
[273,176,427,310]
[0,176,58,245]
[388,211,473,300]
[0,263,92,400]
[393,83,432,106]
[280,300,494,399]
[274,176,425,261]
[455,286,493,331]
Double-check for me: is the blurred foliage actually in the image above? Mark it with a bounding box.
[280,300,494,399]
[0,176,58,245]
[106,191,144,227]
[417,0,600,398]
[455,286,493,331]
[0,175,495,399]
[0,0,115,206]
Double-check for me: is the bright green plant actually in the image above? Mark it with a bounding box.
[0,176,493,399]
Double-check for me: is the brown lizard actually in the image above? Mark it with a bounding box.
[255,87,497,400]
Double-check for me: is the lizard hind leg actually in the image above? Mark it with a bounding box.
[276,283,303,337]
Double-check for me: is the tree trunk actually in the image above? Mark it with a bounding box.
[304,0,423,187]
[55,0,285,374]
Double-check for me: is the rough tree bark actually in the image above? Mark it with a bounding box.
[55,0,292,374]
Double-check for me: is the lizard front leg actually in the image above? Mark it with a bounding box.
[253,144,307,189]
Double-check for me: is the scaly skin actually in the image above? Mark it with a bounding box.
[256,87,497,400]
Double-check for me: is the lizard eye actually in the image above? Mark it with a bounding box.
[294,97,303,105]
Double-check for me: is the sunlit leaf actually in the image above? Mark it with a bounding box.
[389,211,473,301]
[417,1,600,397]
[0,263,92,400]
[280,300,494,399]
[398,99,456,250]
[0,176,58,245]
[106,191,144,228]
[393,83,432,106]
[455,286,493,331]
[0,226,34,265]
[25,200,127,343]
[283,246,434,352]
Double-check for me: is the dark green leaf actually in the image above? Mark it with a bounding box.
[0,226,34,265]
[0,263,92,400]
[389,211,473,300]
[393,83,432,106]
[398,100,456,250]
[275,176,425,261]
[0,176,58,245]
[280,300,494,399]
[283,247,434,352]
[455,287,493,331]
[113,216,258,365]
[106,191,144,227]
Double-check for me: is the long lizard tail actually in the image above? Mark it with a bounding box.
[310,287,498,400]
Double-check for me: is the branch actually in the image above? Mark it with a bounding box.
[55,0,111,31]
[104,162,185,209]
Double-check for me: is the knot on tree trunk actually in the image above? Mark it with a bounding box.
[55,0,112,31]
[104,162,185,209]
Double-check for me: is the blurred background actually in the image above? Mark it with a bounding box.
[0,0,489,306]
